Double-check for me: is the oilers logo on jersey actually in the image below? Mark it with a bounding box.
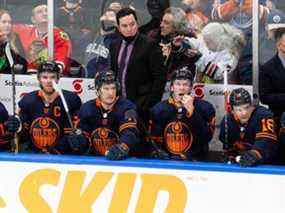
[164,121,193,154]
[91,127,119,155]
[30,117,61,149]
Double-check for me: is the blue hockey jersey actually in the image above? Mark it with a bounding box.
[219,106,278,162]
[78,97,140,156]
[18,90,82,154]
[149,97,216,160]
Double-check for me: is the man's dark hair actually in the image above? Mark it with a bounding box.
[116,7,138,25]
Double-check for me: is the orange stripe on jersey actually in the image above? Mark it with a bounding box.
[64,127,73,134]
[256,133,277,141]
[119,122,137,133]
[150,136,163,143]
[0,124,5,136]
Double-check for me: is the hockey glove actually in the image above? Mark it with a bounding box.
[4,116,21,133]
[67,132,90,154]
[239,150,262,167]
[105,143,129,160]
[171,152,193,161]
[150,148,170,160]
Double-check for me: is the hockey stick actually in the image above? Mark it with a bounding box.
[222,64,233,163]
[52,80,75,132]
[139,119,170,160]
[5,42,19,153]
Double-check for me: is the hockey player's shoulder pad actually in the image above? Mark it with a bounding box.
[62,90,82,111]
[254,105,274,119]
[115,98,137,112]
[194,98,216,120]
[150,100,175,121]
[78,99,97,120]
[18,91,39,109]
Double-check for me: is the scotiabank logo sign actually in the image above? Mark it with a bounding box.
[72,79,83,94]
[4,80,38,87]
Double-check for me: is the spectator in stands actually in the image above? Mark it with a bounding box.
[0,9,26,74]
[13,4,72,76]
[220,88,278,167]
[212,0,270,84]
[155,7,200,77]
[55,0,92,65]
[139,0,170,35]
[193,22,246,84]
[180,0,213,32]
[152,7,201,99]
[260,9,285,124]
[260,9,285,164]
[110,7,166,122]
[84,2,122,78]
[149,66,216,161]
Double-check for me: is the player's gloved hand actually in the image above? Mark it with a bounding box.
[105,143,129,160]
[222,153,237,164]
[171,152,193,161]
[150,148,170,160]
[239,150,262,167]
[67,131,90,154]
[221,148,239,164]
[4,116,21,133]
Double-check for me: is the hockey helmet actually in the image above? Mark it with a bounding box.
[229,88,252,108]
[95,70,120,92]
[170,66,194,85]
[37,60,61,79]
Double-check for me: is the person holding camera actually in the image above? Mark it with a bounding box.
[148,7,201,99]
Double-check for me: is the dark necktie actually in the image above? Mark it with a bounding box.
[118,42,129,97]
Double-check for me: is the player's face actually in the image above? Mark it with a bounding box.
[160,13,174,36]
[232,103,254,124]
[0,13,12,37]
[99,83,117,106]
[171,79,192,102]
[32,5,48,25]
[118,14,138,37]
[38,72,58,95]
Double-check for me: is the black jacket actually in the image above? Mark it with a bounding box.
[260,54,285,118]
[110,33,166,118]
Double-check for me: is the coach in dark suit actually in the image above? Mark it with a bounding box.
[110,7,166,120]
